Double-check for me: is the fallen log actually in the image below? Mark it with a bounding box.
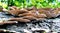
[21,16,38,20]
[0,21,18,25]
[38,8,60,18]
[9,18,30,22]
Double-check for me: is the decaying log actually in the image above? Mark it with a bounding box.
[37,18,46,21]
[19,8,29,14]
[18,13,35,16]
[3,6,60,19]
[43,11,57,18]
[0,21,18,25]
[34,14,47,18]
[21,16,38,20]
[9,18,30,22]
[8,6,29,15]
[8,10,20,15]
[38,8,60,18]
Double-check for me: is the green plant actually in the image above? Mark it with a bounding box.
[0,0,60,8]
